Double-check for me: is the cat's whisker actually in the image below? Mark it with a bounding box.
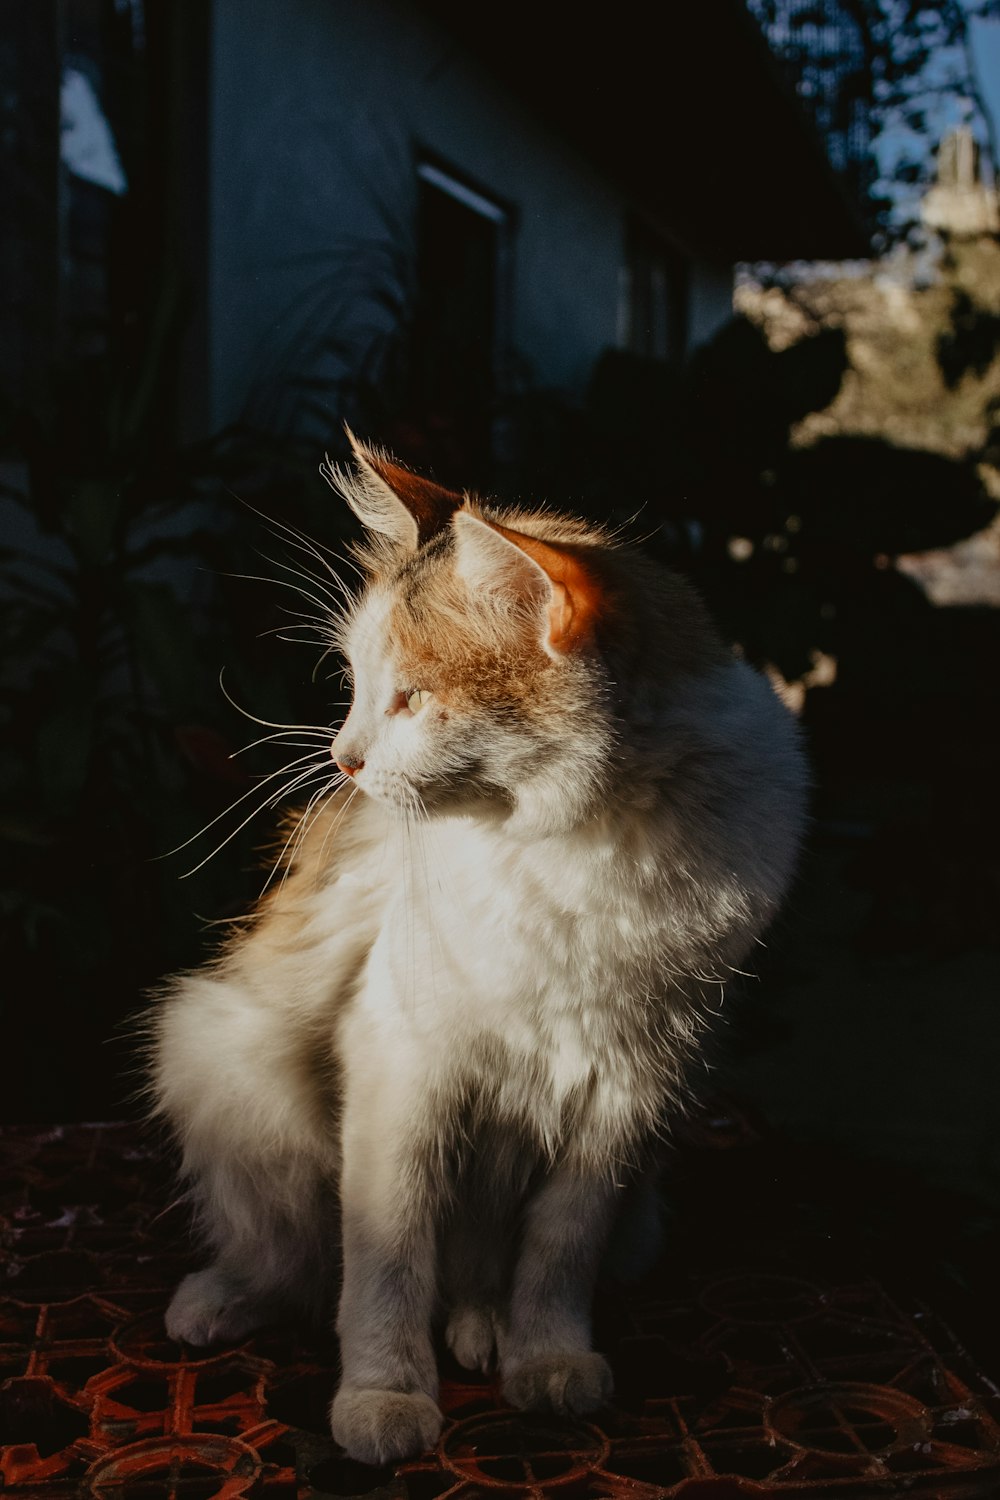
[177,756,334,877]
[262,542,347,597]
[312,645,342,684]
[256,548,350,619]
[257,602,340,637]
[252,525,360,628]
[261,565,346,626]
[221,567,343,626]
[261,759,342,813]
[227,486,364,587]
[230,725,339,757]
[273,547,359,615]
[217,671,340,734]
[275,775,356,897]
[290,527,364,588]
[277,623,339,645]
[275,632,329,647]
[258,627,327,645]
[262,773,345,895]
[244,737,335,752]
[182,763,333,872]
[157,747,333,859]
[259,615,335,637]
[313,781,360,870]
[177,768,334,882]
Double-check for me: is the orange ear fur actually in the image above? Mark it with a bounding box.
[364,456,463,544]
[349,434,463,545]
[485,518,603,652]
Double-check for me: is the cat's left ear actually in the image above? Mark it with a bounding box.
[320,430,463,549]
[452,511,602,655]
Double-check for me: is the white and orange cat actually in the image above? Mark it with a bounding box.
[150,435,807,1466]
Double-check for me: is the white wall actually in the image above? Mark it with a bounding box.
[206,0,629,434]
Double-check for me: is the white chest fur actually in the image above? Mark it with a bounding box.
[337,810,685,1155]
[360,815,651,1014]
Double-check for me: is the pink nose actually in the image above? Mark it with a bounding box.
[334,755,364,776]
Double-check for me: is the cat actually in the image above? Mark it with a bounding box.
[148,433,808,1467]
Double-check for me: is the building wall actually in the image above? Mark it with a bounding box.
[207,0,608,433]
[204,0,733,437]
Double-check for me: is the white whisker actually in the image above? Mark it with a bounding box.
[259,629,323,645]
[255,550,352,628]
[176,758,334,879]
[257,603,340,638]
[230,725,340,757]
[314,782,360,869]
[157,747,331,859]
[261,772,346,895]
[286,553,357,614]
[312,645,341,684]
[218,671,340,733]
[226,565,338,624]
[230,486,364,586]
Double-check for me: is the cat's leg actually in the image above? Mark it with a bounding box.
[329,1063,444,1466]
[497,1164,618,1416]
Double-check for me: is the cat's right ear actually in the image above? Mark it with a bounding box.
[319,430,463,550]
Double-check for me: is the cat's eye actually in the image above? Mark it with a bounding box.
[406,689,434,714]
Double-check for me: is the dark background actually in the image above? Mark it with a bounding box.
[2,0,999,1299]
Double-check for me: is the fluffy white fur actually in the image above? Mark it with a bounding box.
[149,440,808,1466]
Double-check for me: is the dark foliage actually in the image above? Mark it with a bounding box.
[937,288,1000,388]
[0,338,366,1121]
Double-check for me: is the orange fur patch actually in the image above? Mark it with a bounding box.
[363,454,463,544]
[483,518,604,653]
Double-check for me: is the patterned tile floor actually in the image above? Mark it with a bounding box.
[2,1105,999,1497]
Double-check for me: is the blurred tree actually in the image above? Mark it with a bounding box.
[748,0,1000,241]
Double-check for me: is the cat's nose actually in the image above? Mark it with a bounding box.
[334,752,364,776]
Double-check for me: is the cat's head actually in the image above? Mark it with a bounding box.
[321,435,721,834]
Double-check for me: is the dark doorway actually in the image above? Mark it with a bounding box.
[404,159,509,481]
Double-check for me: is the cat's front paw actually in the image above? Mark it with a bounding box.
[330,1385,443,1466]
[445,1305,496,1373]
[502,1351,613,1416]
[164,1268,261,1347]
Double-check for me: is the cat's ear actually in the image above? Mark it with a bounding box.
[319,430,463,550]
[452,511,602,654]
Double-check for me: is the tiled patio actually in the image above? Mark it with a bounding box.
[2,1105,999,1497]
